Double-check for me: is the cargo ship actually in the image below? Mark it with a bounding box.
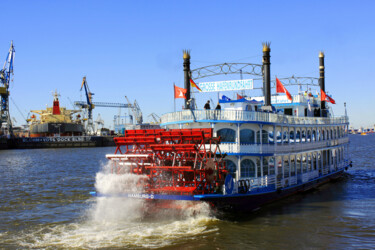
[28,91,84,137]
[93,44,351,213]
[3,91,115,149]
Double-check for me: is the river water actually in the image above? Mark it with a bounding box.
[0,134,374,249]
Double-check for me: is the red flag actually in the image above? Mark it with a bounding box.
[174,85,187,99]
[190,79,202,91]
[276,77,292,101]
[321,89,335,104]
[237,93,244,100]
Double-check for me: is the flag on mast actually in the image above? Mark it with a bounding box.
[320,89,336,104]
[276,77,292,101]
[237,93,244,100]
[174,85,187,99]
[190,79,202,91]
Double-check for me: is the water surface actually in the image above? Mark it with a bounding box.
[0,135,374,249]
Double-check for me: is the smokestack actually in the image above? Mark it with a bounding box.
[262,43,271,107]
[319,51,326,117]
[183,50,191,109]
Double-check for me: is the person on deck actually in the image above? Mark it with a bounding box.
[204,101,211,110]
[214,102,221,120]
[204,100,211,119]
[215,103,221,110]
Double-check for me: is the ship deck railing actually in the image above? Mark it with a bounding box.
[160,109,349,126]
[218,137,349,154]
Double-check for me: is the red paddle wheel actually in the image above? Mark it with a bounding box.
[106,128,227,197]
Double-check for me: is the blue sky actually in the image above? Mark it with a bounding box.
[1,0,374,129]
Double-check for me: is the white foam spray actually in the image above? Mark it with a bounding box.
[16,161,218,249]
[90,161,148,222]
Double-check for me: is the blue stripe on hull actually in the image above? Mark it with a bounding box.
[200,169,345,213]
[90,168,347,213]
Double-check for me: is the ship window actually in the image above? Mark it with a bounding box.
[307,130,311,142]
[296,131,301,143]
[284,108,292,116]
[276,131,282,144]
[283,130,289,143]
[268,131,274,144]
[256,158,261,177]
[302,130,306,142]
[331,129,333,140]
[240,129,255,144]
[225,160,237,178]
[340,148,343,161]
[263,157,269,176]
[296,155,302,174]
[313,153,317,170]
[290,156,296,176]
[256,130,269,144]
[322,130,326,140]
[217,128,236,143]
[241,159,255,178]
[284,157,290,178]
[312,130,316,142]
[276,157,282,178]
[268,157,275,175]
[317,129,320,141]
[323,150,328,170]
[302,155,307,173]
[342,147,344,160]
[307,154,312,172]
[289,130,294,144]
[334,149,338,169]
[317,152,321,173]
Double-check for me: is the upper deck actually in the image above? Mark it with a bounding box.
[160,109,348,127]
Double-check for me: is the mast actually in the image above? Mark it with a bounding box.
[319,51,326,117]
[262,43,272,111]
[183,50,191,109]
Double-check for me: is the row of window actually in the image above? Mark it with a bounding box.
[225,146,347,179]
[217,126,348,144]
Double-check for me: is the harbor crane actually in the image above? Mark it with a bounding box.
[0,41,15,136]
[125,96,143,124]
[78,76,95,133]
[75,77,133,134]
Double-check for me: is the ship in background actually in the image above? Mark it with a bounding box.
[28,91,84,137]
[0,41,161,150]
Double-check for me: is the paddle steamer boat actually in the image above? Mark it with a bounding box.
[100,44,351,212]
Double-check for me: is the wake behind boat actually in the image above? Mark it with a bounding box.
[92,44,351,213]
